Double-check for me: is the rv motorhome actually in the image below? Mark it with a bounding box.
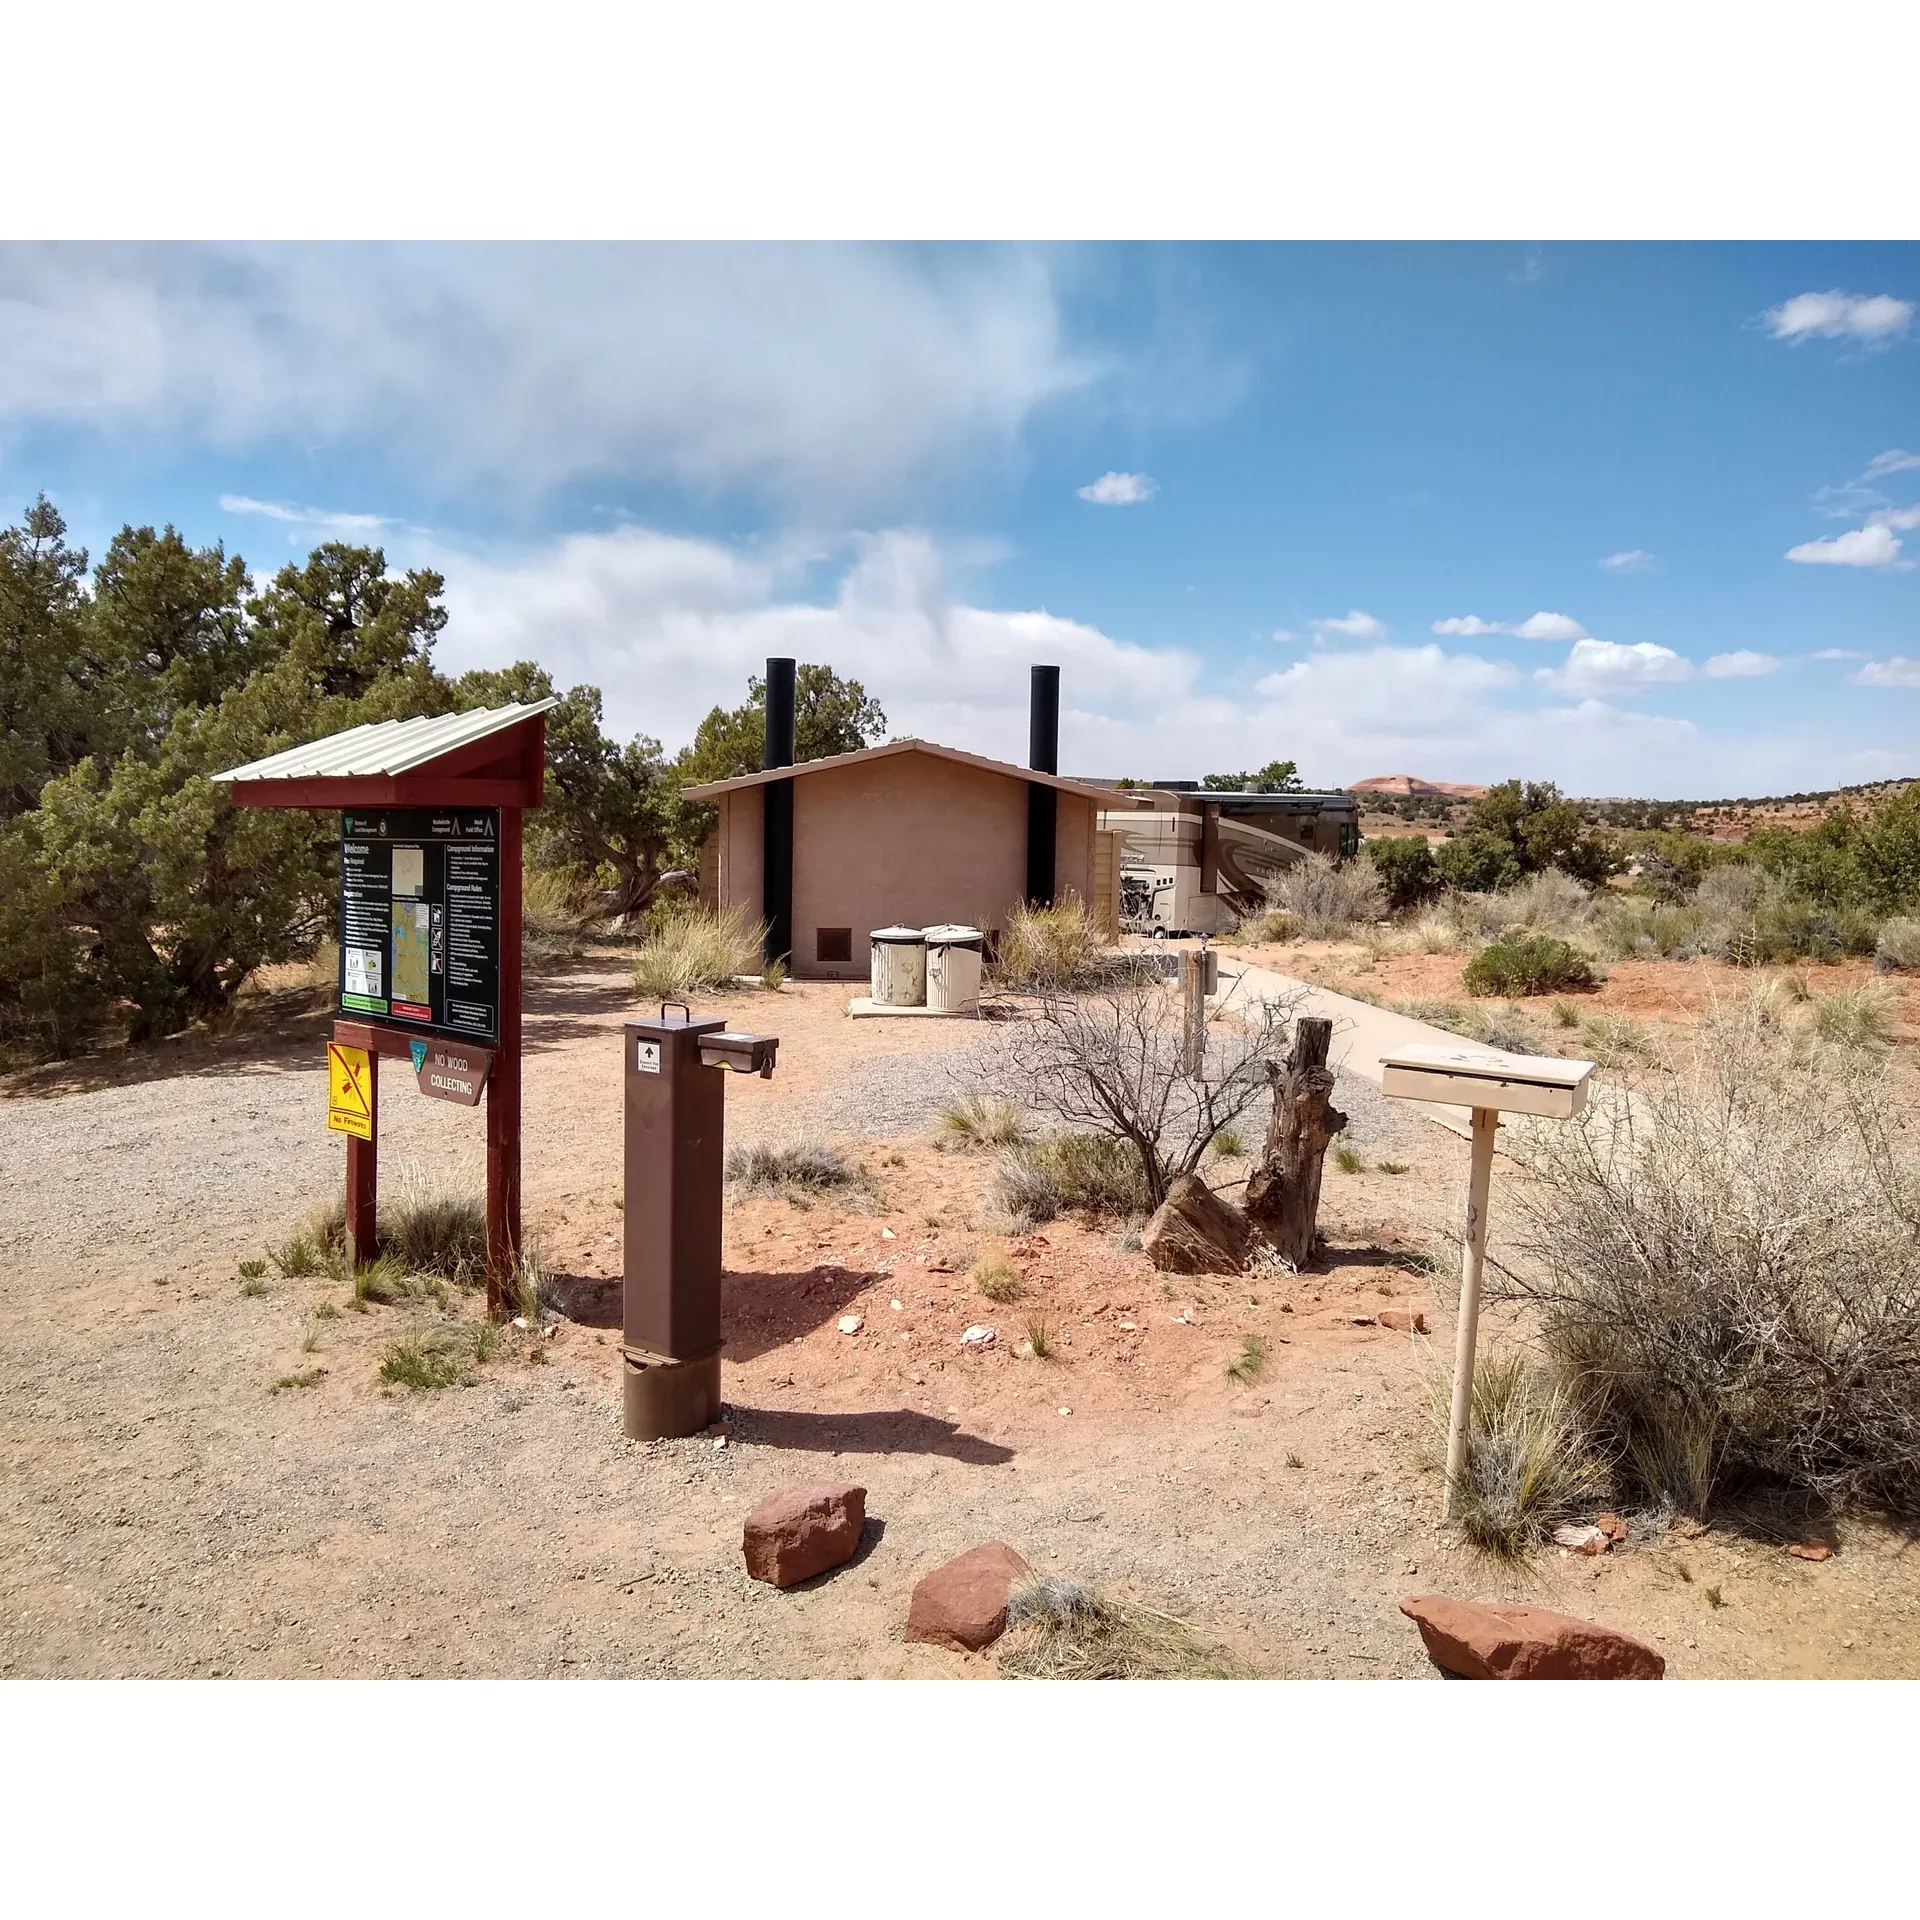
[1089,784,1361,936]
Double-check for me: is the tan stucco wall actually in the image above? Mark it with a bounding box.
[713,755,1098,979]
[715,788,763,924]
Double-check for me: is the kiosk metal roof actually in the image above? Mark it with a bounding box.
[213,699,556,811]
[214,699,557,785]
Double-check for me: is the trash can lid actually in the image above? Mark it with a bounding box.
[922,924,984,946]
[870,924,926,944]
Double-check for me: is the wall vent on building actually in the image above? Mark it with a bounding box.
[816,926,853,964]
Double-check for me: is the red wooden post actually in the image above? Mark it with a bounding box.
[346,1049,379,1268]
[486,806,524,1316]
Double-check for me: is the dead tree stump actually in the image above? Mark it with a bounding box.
[1244,1016,1347,1267]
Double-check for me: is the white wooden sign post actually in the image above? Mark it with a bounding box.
[1379,1043,1596,1519]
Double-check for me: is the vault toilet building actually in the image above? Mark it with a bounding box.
[685,662,1122,978]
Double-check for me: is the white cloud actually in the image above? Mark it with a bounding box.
[1431,610,1588,640]
[1270,628,1302,643]
[399,518,1913,796]
[1786,524,1911,570]
[1852,658,1920,689]
[1811,647,1868,661]
[219,493,391,534]
[1310,609,1386,640]
[1702,650,1780,679]
[1863,449,1920,483]
[1599,549,1654,574]
[1076,470,1156,505]
[1763,290,1915,346]
[1536,638,1693,696]
[1869,504,1920,532]
[0,243,1093,507]
[1511,610,1588,642]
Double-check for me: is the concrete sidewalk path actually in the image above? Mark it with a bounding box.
[1212,955,1484,1142]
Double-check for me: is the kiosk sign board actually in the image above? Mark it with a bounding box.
[338,808,501,1043]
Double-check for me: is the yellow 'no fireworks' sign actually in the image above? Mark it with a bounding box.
[327,1042,373,1140]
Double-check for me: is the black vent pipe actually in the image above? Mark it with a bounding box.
[763,657,796,967]
[1026,662,1060,907]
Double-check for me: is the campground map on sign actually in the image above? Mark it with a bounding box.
[391,900,431,1007]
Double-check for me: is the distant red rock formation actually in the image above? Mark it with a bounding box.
[1350,774,1490,799]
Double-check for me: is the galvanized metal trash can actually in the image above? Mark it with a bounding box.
[923,924,984,1014]
[869,925,928,1006]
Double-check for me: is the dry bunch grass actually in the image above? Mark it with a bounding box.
[631,902,766,999]
[990,892,1126,991]
[1435,1353,1609,1560]
[999,1576,1244,1679]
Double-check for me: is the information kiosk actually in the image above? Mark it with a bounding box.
[216,700,555,1314]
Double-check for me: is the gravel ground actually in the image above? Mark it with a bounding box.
[5,964,1908,1680]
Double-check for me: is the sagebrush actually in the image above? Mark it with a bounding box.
[1260,851,1386,939]
[1502,991,1920,1516]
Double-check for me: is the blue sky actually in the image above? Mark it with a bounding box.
[1,241,1915,796]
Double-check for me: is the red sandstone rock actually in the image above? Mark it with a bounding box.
[741,1481,866,1588]
[1377,1309,1428,1334]
[905,1542,1032,1651]
[1596,1512,1628,1543]
[1787,1541,1833,1562]
[1398,1593,1665,1679]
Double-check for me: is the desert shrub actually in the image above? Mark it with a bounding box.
[1694,863,1759,917]
[1809,984,1896,1052]
[1208,1128,1246,1159]
[1463,933,1595,997]
[724,1143,861,1202]
[522,863,595,965]
[991,891,1121,991]
[1875,917,1920,972]
[999,1577,1243,1680]
[1590,897,1705,962]
[988,1153,1061,1226]
[1365,836,1439,910]
[1503,993,1920,1516]
[972,1251,1024,1302]
[631,901,765,999]
[1434,830,1522,895]
[1442,889,1520,942]
[1441,1353,1609,1560]
[1023,1309,1058,1358]
[1013,1130,1151,1217]
[934,1094,1027,1152]
[1262,851,1387,939]
[1501,868,1591,935]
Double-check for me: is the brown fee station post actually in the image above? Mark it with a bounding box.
[215,699,555,1314]
[622,1003,778,1439]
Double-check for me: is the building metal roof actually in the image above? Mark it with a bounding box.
[681,736,1117,803]
[212,699,558,785]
